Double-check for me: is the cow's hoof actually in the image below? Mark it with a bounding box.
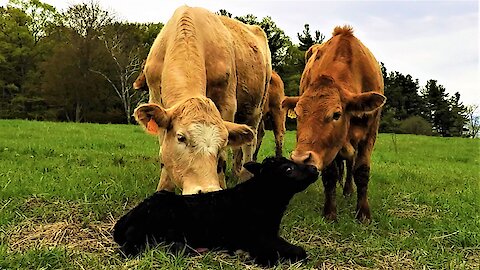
[323,212,337,222]
[343,187,353,197]
[355,208,371,223]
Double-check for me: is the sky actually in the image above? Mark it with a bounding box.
[2,0,479,106]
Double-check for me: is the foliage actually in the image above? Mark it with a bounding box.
[380,64,468,137]
[0,120,479,269]
[297,24,325,51]
[0,0,471,138]
[397,115,433,136]
[465,105,480,138]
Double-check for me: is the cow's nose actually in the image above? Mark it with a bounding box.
[291,150,313,165]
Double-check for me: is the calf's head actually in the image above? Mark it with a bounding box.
[135,97,254,194]
[282,75,385,171]
[244,157,319,193]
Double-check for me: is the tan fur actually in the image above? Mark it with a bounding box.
[135,6,271,193]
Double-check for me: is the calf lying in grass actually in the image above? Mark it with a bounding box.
[113,157,319,265]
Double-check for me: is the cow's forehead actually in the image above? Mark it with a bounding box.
[187,123,226,155]
[298,89,342,112]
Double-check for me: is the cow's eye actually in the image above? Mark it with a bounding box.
[333,112,342,121]
[177,134,187,143]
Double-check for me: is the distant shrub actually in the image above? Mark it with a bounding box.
[398,116,433,135]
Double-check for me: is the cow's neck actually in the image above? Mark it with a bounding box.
[161,10,207,108]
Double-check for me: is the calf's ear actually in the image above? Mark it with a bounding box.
[346,92,386,116]
[134,103,171,135]
[224,121,255,147]
[243,161,262,175]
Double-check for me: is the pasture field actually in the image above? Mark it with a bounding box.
[0,119,479,269]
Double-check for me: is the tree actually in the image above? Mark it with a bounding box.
[447,92,467,137]
[465,105,480,138]
[422,80,455,136]
[40,1,115,122]
[216,9,232,18]
[8,0,59,44]
[297,24,324,51]
[90,22,158,123]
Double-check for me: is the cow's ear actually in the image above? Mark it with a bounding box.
[133,71,146,90]
[134,103,171,135]
[346,92,386,116]
[282,96,300,119]
[243,161,262,175]
[224,121,255,147]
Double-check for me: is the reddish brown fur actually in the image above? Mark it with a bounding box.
[254,71,286,159]
[282,26,386,221]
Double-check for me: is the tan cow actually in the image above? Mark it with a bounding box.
[254,71,286,160]
[282,26,386,221]
[134,6,271,195]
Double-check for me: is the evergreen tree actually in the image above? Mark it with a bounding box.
[297,24,324,51]
[422,80,453,136]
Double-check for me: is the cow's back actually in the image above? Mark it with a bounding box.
[219,16,272,123]
[144,6,236,107]
[300,26,383,97]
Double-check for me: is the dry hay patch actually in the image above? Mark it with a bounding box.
[466,248,480,270]
[6,198,116,253]
[8,214,117,254]
[387,193,439,219]
[292,226,416,269]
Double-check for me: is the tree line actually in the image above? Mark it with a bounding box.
[1,0,477,137]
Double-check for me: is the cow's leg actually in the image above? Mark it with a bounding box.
[322,157,342,221]
[253,120,265,161]
[353,130,379,222]
[236,110,261,183]
[354,145,373,222]
[343,158,355,197]
[271,107,286,158]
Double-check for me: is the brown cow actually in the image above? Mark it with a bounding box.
[134,6,271,195]
[254,71,286,160]
[282,26,386,222]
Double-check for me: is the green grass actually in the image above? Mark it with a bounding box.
[0,119,479,269]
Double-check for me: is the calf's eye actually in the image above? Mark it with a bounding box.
[285,166,293,174]
[333,112,342,120]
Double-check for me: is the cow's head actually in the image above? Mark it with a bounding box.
[282,75,385,170]
[134,97,254,194]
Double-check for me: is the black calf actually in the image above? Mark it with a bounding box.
[113,157,319,266]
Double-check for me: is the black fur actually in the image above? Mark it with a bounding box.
[113,157,319,266]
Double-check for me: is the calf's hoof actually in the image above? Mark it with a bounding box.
[284,245,307,262]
